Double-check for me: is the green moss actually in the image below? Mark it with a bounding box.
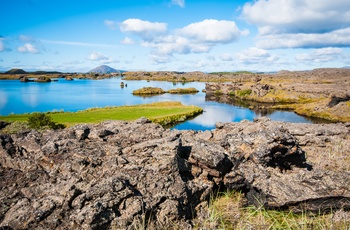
[236,89,252,97]
[214,90,223,95]
[229,91,235,96]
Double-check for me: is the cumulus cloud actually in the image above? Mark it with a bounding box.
[121,37,134,45]
[243,0,350,34]
[86,52,109,61]
[119,19,167,40]
[118,18,248,63]
[170,0,185,8]
[256,28,350,49]
[295,47,343,63]
[180,19,248,44]
[236,47,279,65]
[142,35,210,55]
[17,43,40,53]
[242,0,350,49]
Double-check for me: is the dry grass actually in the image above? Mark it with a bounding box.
[199,191,350,230]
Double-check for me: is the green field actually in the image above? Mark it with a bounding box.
[0,101,203,127]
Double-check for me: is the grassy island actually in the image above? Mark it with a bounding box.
[132,87,166,95]
[132,87,199,95]
[167,87,199,94]
[0,101,203,129]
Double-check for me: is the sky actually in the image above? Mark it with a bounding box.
[1,0,350,73]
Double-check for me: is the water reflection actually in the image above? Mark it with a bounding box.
[205,94,276,117]
[0,78,326,130]
[0,91,7,111]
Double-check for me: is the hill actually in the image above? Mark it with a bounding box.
[5,68,27,74]
[88,65,124,74]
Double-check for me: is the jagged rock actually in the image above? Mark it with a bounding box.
[250,83,274,97]
[19,76,29,82]
[328,93,350,107]
[34,76,51,83]
[0,118,349,229]
[205,83,239,95]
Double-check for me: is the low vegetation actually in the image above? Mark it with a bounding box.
[133,87,200,95]
[198,191,350,229]
[132,87,166,95]
[0,102,203,131]
[167,87,199,94]
[27,112,64,130]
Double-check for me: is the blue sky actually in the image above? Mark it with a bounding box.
[1,0,350,72]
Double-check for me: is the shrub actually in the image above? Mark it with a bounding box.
[27,112,64,130]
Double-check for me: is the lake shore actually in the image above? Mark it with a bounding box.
[2,68,348,123]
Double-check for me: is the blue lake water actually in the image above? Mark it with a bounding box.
[0,78,318,131]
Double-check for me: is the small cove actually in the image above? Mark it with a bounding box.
[0,78,321,131]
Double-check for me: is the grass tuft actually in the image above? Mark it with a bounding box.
[200,190,350,230]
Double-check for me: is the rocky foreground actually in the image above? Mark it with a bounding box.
[0,118,349,229]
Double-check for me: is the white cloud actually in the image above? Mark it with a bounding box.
[295,47,343,63]
[104,20,117,30]
[121,37,134,45]
[119,18,167,40]
[180,19,248,44]
[150,54,173,64]
[19,35,35,42]
[0,40,4,52]
[220,53,233,61]
[242,0,350,49]
[118,18,248,63]
[142,35,210,55]
[42,39,120,48]
[87,52,109,61]
[256,27,350,49]
[243,0,350,34]
[236,47,279,65]
[170,0,185,8]
[17,43,40,53]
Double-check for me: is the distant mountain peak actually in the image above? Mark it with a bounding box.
[5,68,27,74]
[88,65,122,74]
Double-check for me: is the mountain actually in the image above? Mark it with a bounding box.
[5,68,27,74]
[88,65,124,74]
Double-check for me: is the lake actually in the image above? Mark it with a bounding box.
[0,78,319,131]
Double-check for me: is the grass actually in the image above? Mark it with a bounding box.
[0,101,203,128]
[200,190,350,230]
[167,87,199,94]
[132,87,166,95]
